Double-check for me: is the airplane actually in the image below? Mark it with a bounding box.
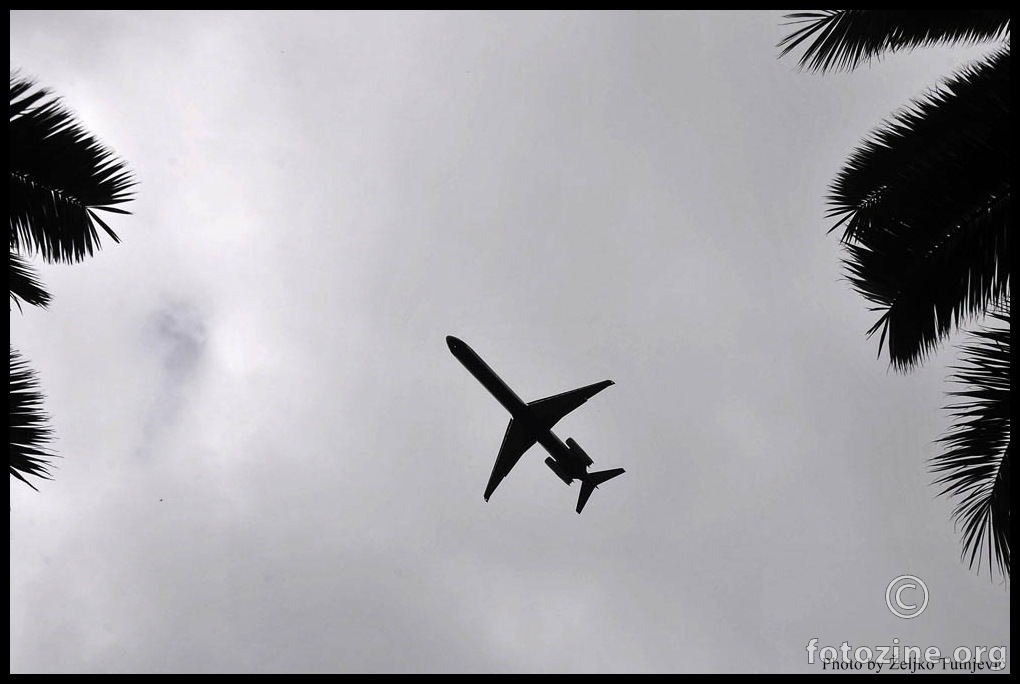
[447,335,624,514]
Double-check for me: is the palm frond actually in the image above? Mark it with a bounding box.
[9,251,51,311]
[779,10,1010,73]
[10,73,136,264]
[831,49,1010,369]
[9,345,56,490]
[931,308,1010,580]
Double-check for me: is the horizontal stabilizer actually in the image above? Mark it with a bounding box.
[576,468,625,514]
[590,468,624,487]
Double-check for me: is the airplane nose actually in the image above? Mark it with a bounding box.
[446,336,460,351]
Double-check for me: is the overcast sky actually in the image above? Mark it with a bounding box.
[9,11,1009,674]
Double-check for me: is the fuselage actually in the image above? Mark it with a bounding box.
[446,335,526,415]
[446,335,589,478]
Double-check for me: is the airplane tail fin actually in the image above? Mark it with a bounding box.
[576,468,625,514]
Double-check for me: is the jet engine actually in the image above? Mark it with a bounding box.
[565,437,594,467]
[544,457,573,485]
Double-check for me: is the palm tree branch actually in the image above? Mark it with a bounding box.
[9,74,136,263]
[9,251,52,310]
[778,10,1011,73]
[930,309,1010,579]
[9,345,56,490]
[829,49,1010,368]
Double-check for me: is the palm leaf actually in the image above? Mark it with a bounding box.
[931,308,1010,579]
[10,73,136,264]
[832,49,1010,369]
[9,251,52,311]
[779,10,1010,73]
[9,345,56,490]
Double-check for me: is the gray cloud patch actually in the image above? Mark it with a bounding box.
[135,300,209,439]
[150,302,207,377]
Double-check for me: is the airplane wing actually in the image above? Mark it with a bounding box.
[526,380,614,430]
[484,418,537,501]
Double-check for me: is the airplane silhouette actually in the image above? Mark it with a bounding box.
[447,336,624,513]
